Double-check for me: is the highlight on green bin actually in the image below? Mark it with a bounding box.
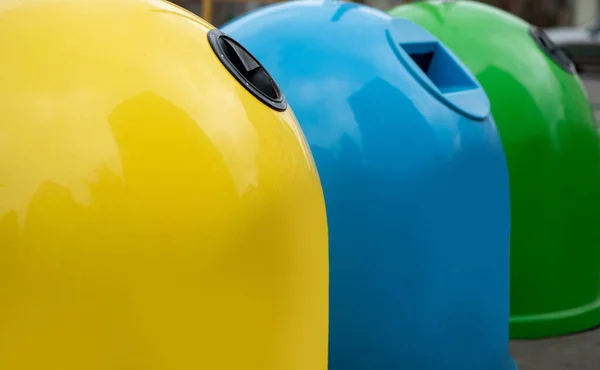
[389,0,600,339]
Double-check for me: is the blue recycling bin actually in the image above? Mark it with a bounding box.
[223,2,514,370]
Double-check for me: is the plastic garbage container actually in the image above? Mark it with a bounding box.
[0,1,329,369]
[390,0,600,339]
[223,1,514,369]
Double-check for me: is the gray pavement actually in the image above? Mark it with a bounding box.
[508,74,600,369]
[511,328,600,370]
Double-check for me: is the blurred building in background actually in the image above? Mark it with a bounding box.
[172,0,599,29]
[573,0,600,26]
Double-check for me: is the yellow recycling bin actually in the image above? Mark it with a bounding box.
[0,1,329,369]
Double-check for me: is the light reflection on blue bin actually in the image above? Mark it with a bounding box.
[223,2,515,369]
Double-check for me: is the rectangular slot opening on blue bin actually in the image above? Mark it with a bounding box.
[400,41,478,94]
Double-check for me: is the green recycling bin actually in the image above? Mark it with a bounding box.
[389,0,600,339]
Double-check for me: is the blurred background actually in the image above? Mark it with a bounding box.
[171,0,594,29]
[172,0,600,368]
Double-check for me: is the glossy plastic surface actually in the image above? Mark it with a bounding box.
[390,0,600,339]
[0,1,329,369]
[224,2,514,369]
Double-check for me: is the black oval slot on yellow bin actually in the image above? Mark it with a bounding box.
[208,29,287,111]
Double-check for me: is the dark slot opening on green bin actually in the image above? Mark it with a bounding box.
[529,26,575,74]
[401,41,478,94]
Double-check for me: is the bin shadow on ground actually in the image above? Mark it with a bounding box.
[509,74,600,370]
